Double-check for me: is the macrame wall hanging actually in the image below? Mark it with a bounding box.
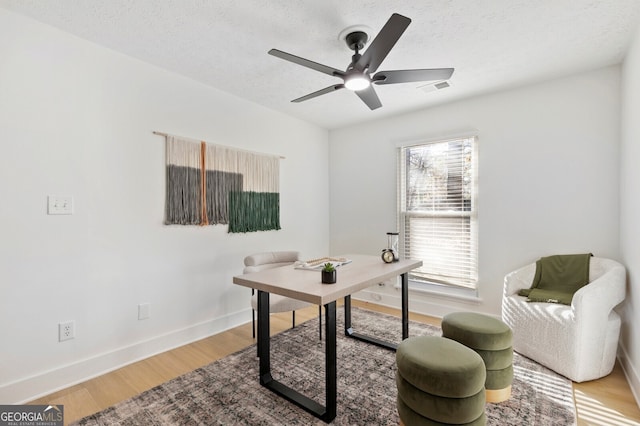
[160,133,281,233]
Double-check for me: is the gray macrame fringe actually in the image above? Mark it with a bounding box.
[165,165,201,225]
[206,170,243,224]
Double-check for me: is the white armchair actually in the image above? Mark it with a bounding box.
[501,257,626,382]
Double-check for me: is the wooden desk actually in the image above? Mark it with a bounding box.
[233,254,422,423]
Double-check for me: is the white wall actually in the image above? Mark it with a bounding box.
[0,9,329,403]
[329,66,621,317]
[620,24,640,403]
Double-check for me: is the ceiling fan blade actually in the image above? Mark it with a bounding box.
[373,68,454,85]
[269,49,345,78]
[292,84,345,103]
[355,85,382,110]
[355,13,411,74]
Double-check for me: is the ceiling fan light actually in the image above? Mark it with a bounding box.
[344,75,370,91]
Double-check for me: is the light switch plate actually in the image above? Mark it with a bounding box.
[48,195,73,215]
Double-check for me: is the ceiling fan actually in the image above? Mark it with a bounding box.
[268,13,454,110]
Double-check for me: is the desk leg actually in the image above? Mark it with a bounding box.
[344,272,410,350]
[257,290,271,384]
[256,290,336,423]
[401,272,409,340]
[325,301,337,422]
[344,295,352,336]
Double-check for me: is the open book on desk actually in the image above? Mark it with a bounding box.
[294,257,352,271]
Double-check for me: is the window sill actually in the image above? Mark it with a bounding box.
[402,281,482,304]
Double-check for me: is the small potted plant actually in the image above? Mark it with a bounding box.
[321,262,337,284]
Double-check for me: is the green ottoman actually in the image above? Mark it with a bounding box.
[442,312,513,403]
[396,336,486,425]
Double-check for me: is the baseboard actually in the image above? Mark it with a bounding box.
[618,342,640,408]
[354,288,484,319]
[1,308,251,404]
[352,289,403,311]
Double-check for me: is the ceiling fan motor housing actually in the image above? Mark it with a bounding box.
[345,31,368,51]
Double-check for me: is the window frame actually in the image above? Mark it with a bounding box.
[397,134,479,296]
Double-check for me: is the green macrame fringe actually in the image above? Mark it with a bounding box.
[228,192,280,233]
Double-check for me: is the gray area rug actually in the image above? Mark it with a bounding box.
[72,308,576,425]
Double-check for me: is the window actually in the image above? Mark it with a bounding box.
[398,136,478,291]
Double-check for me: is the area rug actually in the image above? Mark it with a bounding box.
[72,308,576,425]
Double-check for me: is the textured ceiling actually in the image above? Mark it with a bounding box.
[2,0,640,129]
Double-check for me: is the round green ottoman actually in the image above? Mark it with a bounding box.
[396,336,486,425]
[397,396,487,426]
[442,312,513,403]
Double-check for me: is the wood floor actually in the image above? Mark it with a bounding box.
[30,301,640,426]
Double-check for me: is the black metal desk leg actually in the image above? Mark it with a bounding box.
[344,295,352,336]
[256,291,335,423]
[344,274,410,350]
[324,301,337,422]
[401,272,409,340]
[257,290,272,384]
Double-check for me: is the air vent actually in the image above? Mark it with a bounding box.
[418,80,451,93]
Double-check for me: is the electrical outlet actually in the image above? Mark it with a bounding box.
[58,321,75,342]
[138,303,150,320]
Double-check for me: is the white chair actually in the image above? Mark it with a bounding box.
[501,257,626,382]
[244,251,321,340]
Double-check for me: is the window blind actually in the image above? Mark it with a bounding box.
[398,137,478,289]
